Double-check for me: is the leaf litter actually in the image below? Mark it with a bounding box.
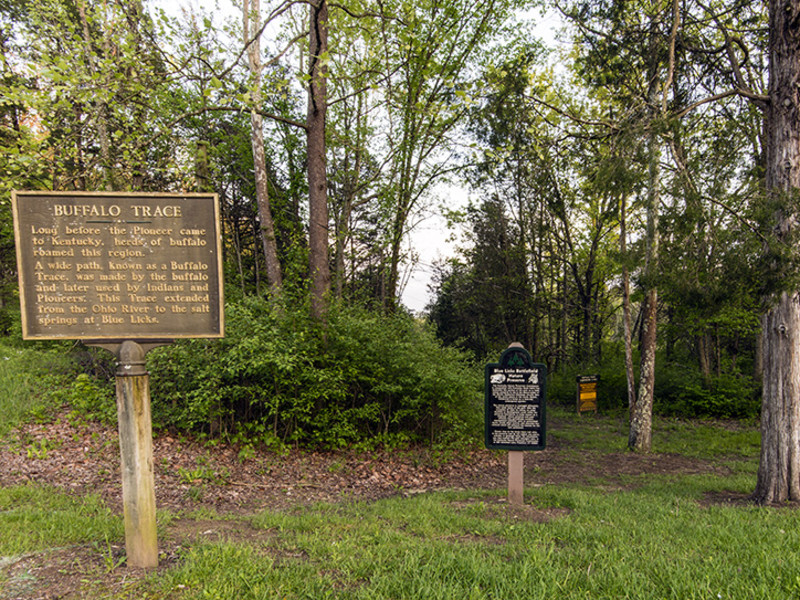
[0,410,735,598]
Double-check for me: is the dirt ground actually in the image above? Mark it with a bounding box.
[0,411,740,599]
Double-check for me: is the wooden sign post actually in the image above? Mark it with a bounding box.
[485,343,547,506]
[11,191,224,568]
[507,449,525,505]
[112,341,158,568]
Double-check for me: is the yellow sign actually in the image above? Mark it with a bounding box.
[577,376,598,414]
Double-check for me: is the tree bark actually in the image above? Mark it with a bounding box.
[629,117,661,453]
[755,328,764,381]
[630,287,657,452]
[755,0,800,504]
[75,0,114,191]
[385,208,407,312]
[244,0,283,295]
[698,333,712,384]
[307,0,330,320]
[620,194,637,415]
[757,293,800,503]
[627,0,679,451]
[332,94,366,300]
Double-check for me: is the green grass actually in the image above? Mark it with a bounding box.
[134,416,782,599]
[653,418,761,459]
[6,474,796,599]
[548,408,631,451]
[0,485,123,556]
[142,479,800,600]
[0,342,72,435]
[0,372,787,599]
[0,350,41,436]
[549,407,761,460]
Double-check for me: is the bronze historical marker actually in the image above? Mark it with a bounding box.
[12,191,224,340]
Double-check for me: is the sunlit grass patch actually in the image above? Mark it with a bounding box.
[549,406,760,462]
[0,484,122,556]
[141,483,800,600]
[0,343,74,435]
[652,418,760,459]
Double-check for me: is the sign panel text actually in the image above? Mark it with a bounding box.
[12,192,224,340]
[485,346,547,451]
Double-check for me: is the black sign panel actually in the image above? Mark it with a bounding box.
[485,346,547,451]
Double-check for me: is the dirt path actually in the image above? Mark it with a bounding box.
[0,411,737,599]
[0,411,734,514]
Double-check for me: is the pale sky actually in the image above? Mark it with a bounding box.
[399,10,564,314]
[149,0,563,314]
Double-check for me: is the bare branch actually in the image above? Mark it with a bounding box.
[135,105,306,150]
[662,0,680,114]
[224,0,306,80]
[524,93,620,132]
[695,0,764,103]
[674,88,768,118]
[668,136,768,244]
[328,2,400,22]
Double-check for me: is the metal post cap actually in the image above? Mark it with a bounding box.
[117,340,148,376]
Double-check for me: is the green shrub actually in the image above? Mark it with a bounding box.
[655,363,759,419]
[546,346,631,412]
[326,306,482,447]
[0,341,80,432]
[146,298,482,448]
[545,365,579,408]
[546,343,760,420]
[53,373,116,424]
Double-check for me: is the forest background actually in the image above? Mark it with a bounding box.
[0,0,773,453]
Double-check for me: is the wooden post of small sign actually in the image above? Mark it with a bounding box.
[485,343,547,507]
[114,341,158,568]
[90,340,169,569]
[508,450,524,505]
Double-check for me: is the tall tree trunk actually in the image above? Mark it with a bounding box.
[629,129,660,453]
[698,333,712,384]
[244,0,283,295]
[385,215,405,312]
[579,268,594,365]
[755,328,764,381]
[332,95,365,300]
[195,140,211,192]
[560,258,568,372]
[307,0,330,320]
[333,195,351,300]
[630,288,658,451]
[621,194,637,416]
[76,0,114,190]
[664,305,675,362]
[755,0,800,504]
[628,0,679,452]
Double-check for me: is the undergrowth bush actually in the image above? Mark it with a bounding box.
[545,347,760,420]
[53,373,116,425]
[546,349,630,412]
[0,342,78,432]
[147,298,482,449]
[655,363,759,419]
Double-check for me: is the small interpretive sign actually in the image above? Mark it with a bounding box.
[577,375,599,414]
[12,191,224,340]
[485,345,547,451]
